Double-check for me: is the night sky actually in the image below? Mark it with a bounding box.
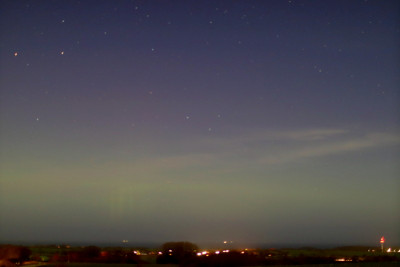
[0,0,399,246]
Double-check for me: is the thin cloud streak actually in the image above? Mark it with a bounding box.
[128,129,400,172]
[54,128,398,183]
[200,128,348,148]
[259,132,400,165]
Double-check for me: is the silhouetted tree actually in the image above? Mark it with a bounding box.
[157,241,198,265]
[80,246,100,260]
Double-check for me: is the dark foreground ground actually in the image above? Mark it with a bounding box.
[45,264,400,267]
[1,243,399,267]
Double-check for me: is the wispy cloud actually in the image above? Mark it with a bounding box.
[266,128,348,141]
[94,128,400,180]
[200,128,347,147]
[259,132,400,165]
[199,128,399,165]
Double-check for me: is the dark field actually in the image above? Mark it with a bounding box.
[43,262,400,267]
[2,244,400,267]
